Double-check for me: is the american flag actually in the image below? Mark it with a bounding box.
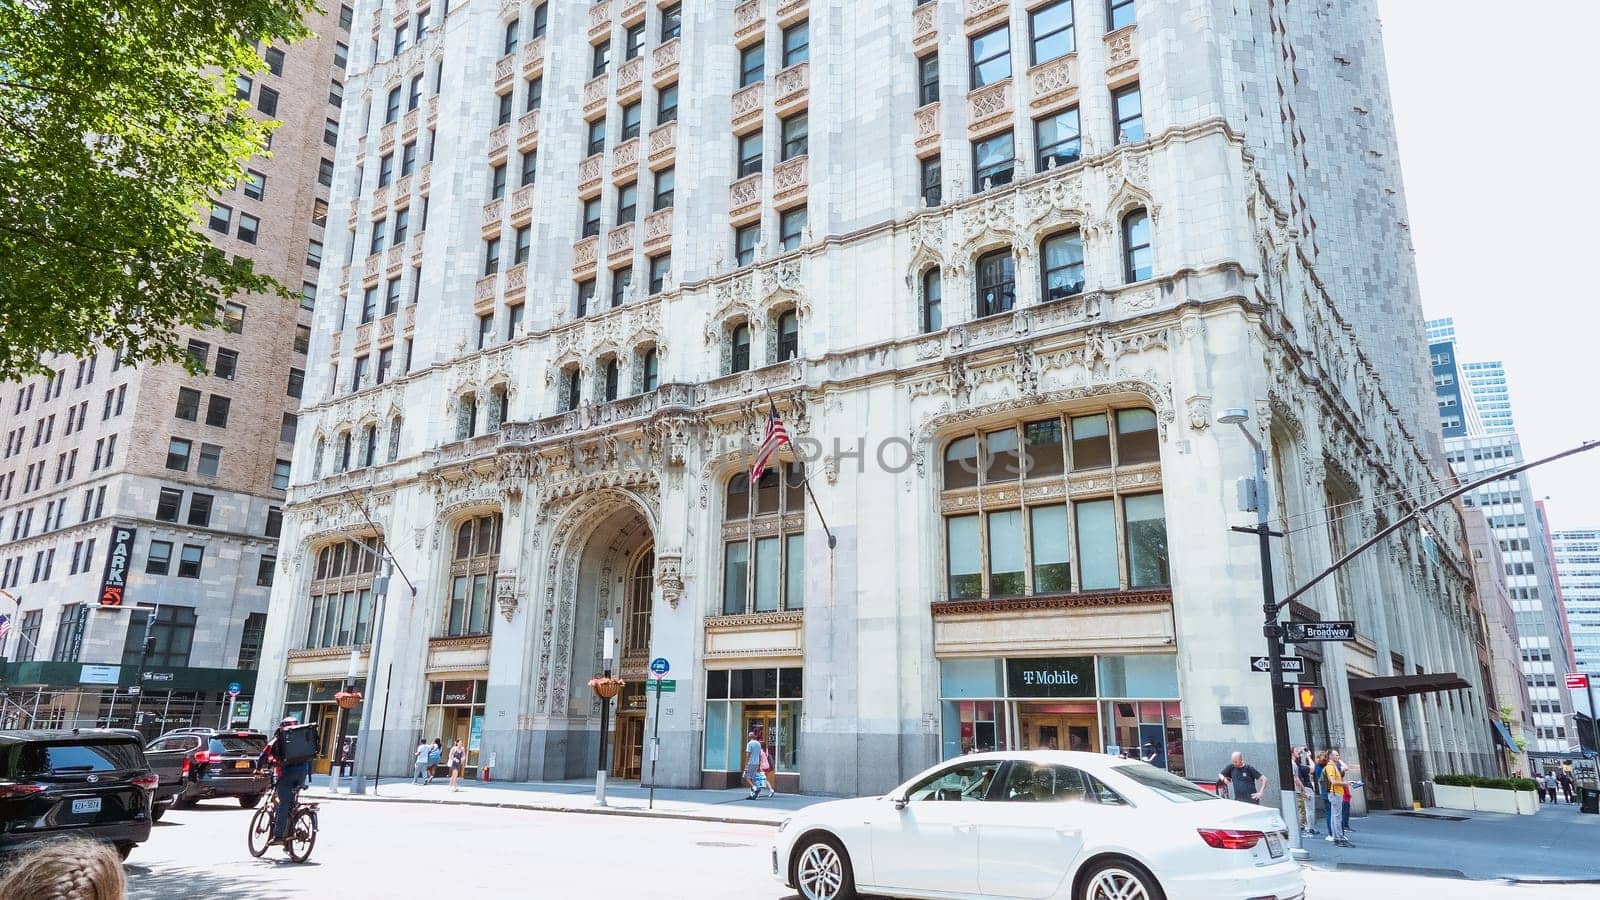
[750,401,790,482]
[0,615,11,641]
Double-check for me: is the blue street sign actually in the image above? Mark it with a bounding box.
[227,681,241,696]
[649,657,670,677]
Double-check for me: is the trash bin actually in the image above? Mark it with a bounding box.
[1582,788,1599,815]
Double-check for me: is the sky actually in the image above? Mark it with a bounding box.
[1377,0,1600,531]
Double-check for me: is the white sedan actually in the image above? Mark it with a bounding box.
[771,751,1303,900]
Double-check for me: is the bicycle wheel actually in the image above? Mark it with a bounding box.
[246,802,275,858]
[285,807,317,863]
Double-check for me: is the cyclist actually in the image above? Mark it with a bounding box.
[257,716,312,846]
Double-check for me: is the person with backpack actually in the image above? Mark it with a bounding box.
[258,716,316,845]
[413,739,430,784]
[426,738,442,785]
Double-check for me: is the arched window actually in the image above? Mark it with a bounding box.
[975,250,1015,318]
[360,424,377,467]
[775,310,799,362]
[1041,230,1085,301]
[456,393,478,439]
[314,436,327,478]
[624,549,654,655]
[721,464,806,615]
[303,536,381,650]
[730,323,751,373]
[488,385,508,430]
[921,269,942,333]
[564,366,581,411]
[387,416,402,462]
[442,513,501,637]
[336,431,352,472]
[641,347,659,392]
[1121,209,1151,283]
[603,359,619,401]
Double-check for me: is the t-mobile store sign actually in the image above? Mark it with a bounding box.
[98,526,137,607]
[1005,657,1097,698]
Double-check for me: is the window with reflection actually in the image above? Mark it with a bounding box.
[641,347,659,392]
[922,269,943,332]
[304,536,381,650]
[1122,209,1152,282]
[729,323,751,373]
[1041,230,1084,300]
[775,311,799,362]
[722,465,807,615]
[975,250,1015,318]
[940,409,1166,599]
[603,359,619,401]
[442,514,500,637]
[969,25,1010,88]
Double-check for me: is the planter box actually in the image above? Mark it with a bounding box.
[1431,783,1540,815]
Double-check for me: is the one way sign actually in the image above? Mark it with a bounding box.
[1250,656,1304,674]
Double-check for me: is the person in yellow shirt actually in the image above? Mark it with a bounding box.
[1322,750,1353,847]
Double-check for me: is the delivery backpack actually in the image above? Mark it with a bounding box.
[279,723,319,765]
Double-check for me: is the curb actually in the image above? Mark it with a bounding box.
[1307,861,1600,885]
[301,790,783,828]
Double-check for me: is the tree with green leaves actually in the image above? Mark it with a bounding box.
[0,0,316,380]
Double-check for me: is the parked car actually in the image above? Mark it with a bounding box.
[0,728,157,859]
[771,750,1302,900]
[144,728,269,817]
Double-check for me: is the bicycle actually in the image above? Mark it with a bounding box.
[247,772,319,863]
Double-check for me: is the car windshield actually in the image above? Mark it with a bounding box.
[209,736,266,755]
[12,740,144,777]
[1111,762,1217,802]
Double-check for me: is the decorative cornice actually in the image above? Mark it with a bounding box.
[931,588,1173,617]
[704,610,804,629]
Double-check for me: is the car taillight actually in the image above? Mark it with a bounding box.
[192,751,216,765]
[131,773,159,790]
[0,784,46,799]
[1197,828,1265,850]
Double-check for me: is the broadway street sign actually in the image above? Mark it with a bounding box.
[1283,621,1356,643]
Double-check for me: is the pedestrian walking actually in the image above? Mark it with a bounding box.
[1292,747,1316,835]
[426,738,442,785]
[1558,770,1576,804]
[1218,751,1266,804]
[1321,751,1352,847]
[1536,772,1549,803]
[412,739,429,784]
[1545,772,1559,803]
[742,730,763,799]
[448,739,466,792]
[755,743,776,799]
[1312,751,1332,835]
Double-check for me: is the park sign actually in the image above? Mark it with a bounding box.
[98,526,136,606]
[1283,621,1356,643]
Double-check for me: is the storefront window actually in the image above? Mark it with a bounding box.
[703,666,802,774]
[721,464,806,614]
[424,679,488,769]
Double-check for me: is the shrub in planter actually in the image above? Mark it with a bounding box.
[1434,774,1536,791]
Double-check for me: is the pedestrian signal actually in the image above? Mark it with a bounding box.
[1297,685,1327,712]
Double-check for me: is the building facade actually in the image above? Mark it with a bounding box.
[1464,510,1532,767]
[256,0,1495,804]
[0,7,349,737]
[1552,529,1600,676]
[1430,321,1577,753]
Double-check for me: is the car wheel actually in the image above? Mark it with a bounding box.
[171,791,197,810]
[791,834,855,900]
[115,842,134,861]
[239,794,264,808]
[150,801,166,822]
[1077,857,1165,900]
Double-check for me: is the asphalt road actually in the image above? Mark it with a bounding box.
[122,799,1594,900]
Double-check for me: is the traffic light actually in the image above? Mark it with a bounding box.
[1297,685,1327,712]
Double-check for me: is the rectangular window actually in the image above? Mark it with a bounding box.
[1113,83,1144,143]
[617,183,638,223]
[1023,419,1065,478]
[582,197,602,237]
[946,514,981,599]
[504,18,521,55]
[531,2,548,38]
[187,492,213,527]
[165,437,192,471]
[324,118,339,146]
[1075,499,1118,590]
[257,86,279,116]
[722,541,749,615]
[177,544,205,579]
[238,613,268,669]
[611,266,632,306]
[648,253,671,294]
[1030,504,1071,592]
[484,236,501,275]
[576,279,596,317]
[496,91,513,126]
[513,225,531,265]
[587,117,607,156]
[1070,413,1111,468]
[287,368,305,399]
[921,155,942,206]
[272,459,290,490]
[657,82,678,123]
[205,394,231,428]
[739,44,764,87]
[378,153,394,187]
[987,509,1025,596]
[525,76,542,112]
[661,3,682,40]
[235,75,252,100]
[1030,0,1075,64]
[507,303,525,340]
[735,224,759,266]
[780,112,808,160]
[1040,230,1085,300]
[737,132,763,177]
[208,204,231,233]
[1035,106,1081,169]
[146,541,173,575]
[222,301,245,334]
[520,149,538,186]
[621,101,642,140]
[779,208,806,251]
[1124,493,1168,586]
[393,22,408,56]
[280,413,298,444]
[408,73,423,110]
[625,22,646,60]
[156,488,183,523]
[1108,0,1136,31]
[306,239,323,268]
[970,25,1011,88]
[175,387,201,421]
[918,53,939,106]
[781,20,809,67]
[592,39,610,77]
[236,213,260,244]
[1116,408,1159,464]
[973,131,1015,191]
[491,162,507,199]
[384,277,402,315]
[334,41,349,68]
[653,167,674,210]
[243,169,266,201]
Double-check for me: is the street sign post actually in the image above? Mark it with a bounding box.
[224,682,241,730]
[1283,621,1356,643]
[648,658,669,809]
[1566,673,1590,690]
[1251,656,1304,674]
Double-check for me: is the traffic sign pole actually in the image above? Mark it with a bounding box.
[647,658,669,810]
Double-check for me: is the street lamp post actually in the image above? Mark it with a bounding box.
[595,619,615,807]
[352,560,392,795]
[1218,408,1305,857]
[329,649,361,793]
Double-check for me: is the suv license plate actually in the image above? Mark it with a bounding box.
[235,760,252,769]
[1265,833,1284,858]
[71,797,102,815]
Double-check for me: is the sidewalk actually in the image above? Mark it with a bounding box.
[301,773,826,826]
[1303,800,1600,883]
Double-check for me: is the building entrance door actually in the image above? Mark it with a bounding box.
[1352,698,1396,810]
[742,705,778,773]
[613,715,645,780]
[314,709,339,775]
[1016,703,1100,752]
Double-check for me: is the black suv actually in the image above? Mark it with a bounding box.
[145,728,270,816]
[0,729,156,859]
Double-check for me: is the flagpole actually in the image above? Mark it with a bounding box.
[760,390,835,549]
